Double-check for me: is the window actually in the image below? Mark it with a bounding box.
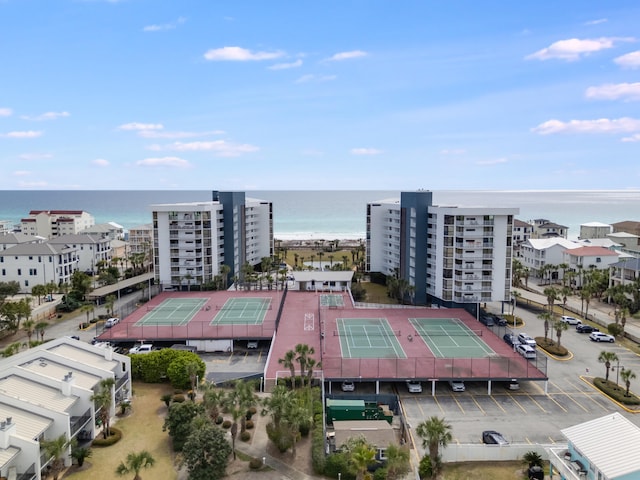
[29,268,37,276]
[17,269,21,275]
[596,257,601,263]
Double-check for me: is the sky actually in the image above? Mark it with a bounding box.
[1,0,639,191]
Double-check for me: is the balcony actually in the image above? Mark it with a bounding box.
[547,447,585,480]
[71,407,92,436]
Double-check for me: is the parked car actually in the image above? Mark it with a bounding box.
[494,316,508,327]
[506,379,520,390]
[516,344,537,359]
[247,340,259,349]
[482,430,509,445]
[503,333,520,347]
[576,324,599,334]
[561,315,582,325]
[104,317,120,328]
[129,344,154,354]
[589,332,615,343]
[479,315,495,327]
[341,381,355,392]
[449,380,465,392]
[517,333,537,347]
[406,380,422,393]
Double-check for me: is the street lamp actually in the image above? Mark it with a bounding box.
[612,360,625,385]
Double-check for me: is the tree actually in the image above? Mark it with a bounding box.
[32,284,47,305]
[81,303,95,326]
[115,450,156,480]
[523,451,543,468]
[278,350,297,388]
[385,444,411,480]
[538,312,552,342]
[415,416,452,479]
[543,286,559,314]
[22,319,36,346]
[598,351,619,382]
[202,382,225,421]
[620,368,636,397]
[41,434,72,480]
[36,321,48,342]
[182,421,231,480]
[295,343,315,388]
[71,445,92,467]
[163,401,205,452]
[553,320,568,348]
[105,294,116,318]
[91,377,116,438]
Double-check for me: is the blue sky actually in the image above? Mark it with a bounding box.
[1,0,639,190]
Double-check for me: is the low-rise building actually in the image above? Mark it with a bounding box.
[579,222,612,240]
[530,219,568,239]
[562,246,619,287]
[47,234,112,275]
[519,238,580,281]
[611,220,640,237]
[20,211,95,239]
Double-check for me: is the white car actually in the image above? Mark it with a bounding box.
[406,380,422,393]
[129,344,154,354]
[589,332,615,343]
[449,380,465,392]
[516,344,537,359]
[517,333,537,348]
[341,381,355,392]
[104,317,120,328]
[561,315,582,325]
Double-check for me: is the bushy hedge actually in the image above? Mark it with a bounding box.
[249,458,263,470]
[130,349,205,389]
[245,420,254,430]
[594,377,640,405]
[535,337,569,356]
[222,420,232,429]
[323,453,354,479]
[311,412,326,474]
[240,431,251,442]
[91,427,122,447]
[607,323,624,337]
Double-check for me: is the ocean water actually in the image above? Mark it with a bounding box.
[0,190,638,241]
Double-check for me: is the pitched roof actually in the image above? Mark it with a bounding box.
[564,246,619,257]
[611,257,640,269]
[526,238,580,250]
[562,413,640,479]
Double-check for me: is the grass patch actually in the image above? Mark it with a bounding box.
[442,461,528,480]
[593,377,640,405]
[534,337,569,356]
[361,282,397,304]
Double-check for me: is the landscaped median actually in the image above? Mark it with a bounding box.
[581,376,640,413]
[534,337,572,360]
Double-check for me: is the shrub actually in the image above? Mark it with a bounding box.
[419,455,434,480]
[248,406,257,416]
[535,337,569,356]
[173,394,186,403]
[215,415,224,425]
[245,420,254,429]
[373,467,389,480]
[89,318,98,324]
[249,458,263,470]
[324,453,354,479]
[240,431,251,442]
[222,420,232,429]
[608,323,624,337]
[594,377,640,405]
[91,427,122,447]
[266,421,293,453]
[161,393,173,407]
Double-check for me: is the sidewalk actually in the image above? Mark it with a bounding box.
[513,283,640,344]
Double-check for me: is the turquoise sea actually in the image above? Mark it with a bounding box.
[0,190,638,241]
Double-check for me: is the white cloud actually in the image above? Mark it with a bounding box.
[584,18,607,26]
[440,148,466,155]
[18,181,48,188]
[118,122,164,131]
[143,16,186,32]
[21,111,70,121]
[203,46,284,61]
[2,131,43,138]
[268,59,303,70]
[19,153,53,160]
[526,37,633,61]
[150,140,259,157]
[351,148,382,155]
[586,82,640,101]
[0,108,12,117]
[138,129,225,139]
[614,50,640,69]
[295,74,337,84]
[622,133,640,142]
[532,117,640,135]
[476,158,508,166]
[327,50,368,61]
[13,170,31,176]
[136,157,191,168]
[92,158,110,167]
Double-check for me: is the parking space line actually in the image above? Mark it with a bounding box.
[507,393,527,413]
[414,397,427,418]
[488,395,507,414]
[525,437,533,444]
[546,394,569,413]
[451,395,465,414]
[528,381,547,395]
[551,385,589,412]
[470,396,486,416]
[432,396,445,415]
[526,394,548,413]
[548,437,556,444]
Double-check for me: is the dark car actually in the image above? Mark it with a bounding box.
[482,430,509,445]
[576,324,599,333]
[503,333,520,347]
[479,315,495,327]
[495,316,508,326]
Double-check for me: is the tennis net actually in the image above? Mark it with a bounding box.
[414,329,483,337]
[215,304,272,311]
[333,329,401,337]
[146,305,200,312]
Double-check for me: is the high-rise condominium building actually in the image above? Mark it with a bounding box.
[151,191,273,290]
[367,191,518,307]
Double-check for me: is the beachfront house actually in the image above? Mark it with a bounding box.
[530,219,568,239]
[152,191,273,291]
[47,233,112,276]
[519,238,580,282]
[609,257,640,291]
[366,191,518,307]
[19,210,95,239]
[579,222,612,240]
[562,246,619,288]
[547,413,640,480]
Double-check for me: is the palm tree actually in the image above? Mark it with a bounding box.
[202,383,225,421]
[620,368,636,397]
[92,377,116,438]
[41,434,72,480]
[81,303,95,326]
[278,350,297,388]
[553,320,568,348]
[560,286,572,317]
[543,286,559,314]
[36,321,48,342]
[416,416,452,479]
[115,450,156,479]
[523,451,543,468]
[220,264,231,290]
[105,294,116,318]
[538,312,552,342]
[22,319,36,346]
[598,351,619,382]
[295,343,315,388]
[350,441,376,480]
[385,444,411,480]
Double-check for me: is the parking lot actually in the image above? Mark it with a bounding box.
[398,303,640,453]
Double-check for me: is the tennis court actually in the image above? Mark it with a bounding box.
[335,318,406,359]
[409,318,495,358]
[211,297,271,325]
[135,298,207,326]
[320,294,344,308]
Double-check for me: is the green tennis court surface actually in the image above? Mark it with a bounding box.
[320,294,344,307]
[135,298,207,326]
[335,318,406,359]
[211,297,271,325]
[409,318,494,358]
